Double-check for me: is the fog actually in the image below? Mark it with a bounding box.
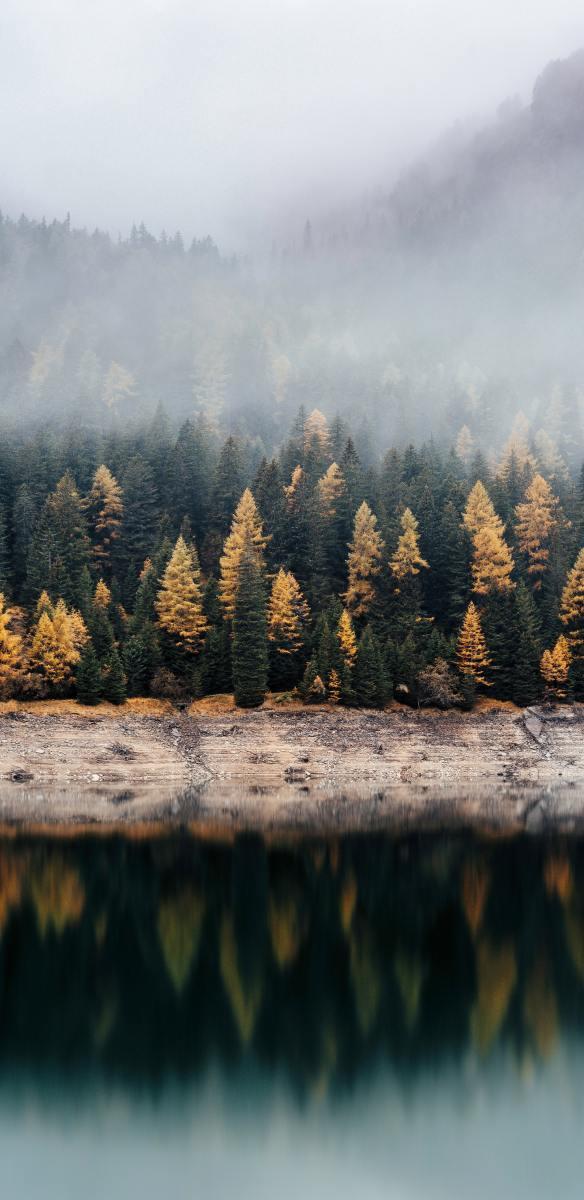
[2,0,584,246]
[2,4,584,457]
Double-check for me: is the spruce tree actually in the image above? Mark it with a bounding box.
[512,583,542,706]
[232,550,268,708]
[76,644,102,705]
[353,626,387,708]
[101,647,127,704]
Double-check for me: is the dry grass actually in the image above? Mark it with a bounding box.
[0,698,174,719]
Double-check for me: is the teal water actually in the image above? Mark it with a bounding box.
[1,818,583,1197]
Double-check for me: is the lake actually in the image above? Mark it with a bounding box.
[1,807,583,1198]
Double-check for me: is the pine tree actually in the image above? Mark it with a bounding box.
[155,536,208,652]
[101,647,127,704]
[75,643,102,705]
[232,550,268,708]
[345,502,384,618]
[28,473,91,609]
[541,636,571,701]
[515,474,562,588]
[211,436,244,539]
[0,594,23,698]
[12,483,37,592]
[463,480,515,595]
[353,626,387,708]
[86,464,123,576]
[457,603,491,686]
[219,489,268,620]
[119,456,159,601]
[512,582,543,706]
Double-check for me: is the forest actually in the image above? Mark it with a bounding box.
[0,404,581,710]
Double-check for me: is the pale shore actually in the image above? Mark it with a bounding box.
[0,698,582,834]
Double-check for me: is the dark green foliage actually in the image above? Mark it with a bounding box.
[101,648,127,705]
[512,583,543,706]
[353,626,387,708]
[75,644,102,706]
[232,551,268,708]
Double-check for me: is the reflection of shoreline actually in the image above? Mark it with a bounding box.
[0,783,583,837]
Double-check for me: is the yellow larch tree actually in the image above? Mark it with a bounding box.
[463,480,515,595]
[87,464,123,572]
[338,608,357,668]
[316,462,345,519]
[389,508,429,585]
[30,598,88,688]
[455,424,474,464]
[284,464,304,507]
[457,602,491,685]
[560,549,584,656]
[498,411,535,477]
[540,635,571,699]
[219,488,268,620]
[267,568,309,657]
[515,474,562,587]
[303,408,330,453]
[155,535,208,651]
[345,502,385,617]
[93,579,112,609]
[0,594,24,698]
[157,888,206,994]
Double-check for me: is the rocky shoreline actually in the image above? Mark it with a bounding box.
[0,700,581,831]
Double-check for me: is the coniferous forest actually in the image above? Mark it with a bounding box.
[0,404,582,710]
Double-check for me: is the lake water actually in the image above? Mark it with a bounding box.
[1,811,584,1198]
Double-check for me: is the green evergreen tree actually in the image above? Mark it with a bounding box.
[75,643,102,705]
[232,550,268,708]
[512,582,543,706]
[101,647,127,704]
[353,626,387,708]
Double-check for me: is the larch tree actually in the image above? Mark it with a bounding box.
[0,594,23,698]
[463,481,515,595]
[338,608,358,668]
[515,474,562,587]
[389,509,429,585]
[303,409,330,454]
[560,549,584,652]
[457,602,491,686]
[540,635,571,700]
[219,489,268,621]
[267,569,309,660]
[345,502,385,618]
[559,548,584,696]
[155,535,208,652]
[30,599,88,690]
[86,465,123,575]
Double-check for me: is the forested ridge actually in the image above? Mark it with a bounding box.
[0,404,582,709]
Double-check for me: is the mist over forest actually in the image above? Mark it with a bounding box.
[2,48,584,464]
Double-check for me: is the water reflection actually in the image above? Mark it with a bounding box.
[1,825,584,1196]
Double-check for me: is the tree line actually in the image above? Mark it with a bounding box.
[0,406,582,708]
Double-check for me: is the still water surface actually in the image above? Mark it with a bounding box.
[1,807,584,1198]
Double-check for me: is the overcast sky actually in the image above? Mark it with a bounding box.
[1,0,584,248]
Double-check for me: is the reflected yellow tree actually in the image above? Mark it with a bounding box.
[471,939,517,1055]
[29,853,85,936]
[157,888,206,994]
[220,914,263,1045]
